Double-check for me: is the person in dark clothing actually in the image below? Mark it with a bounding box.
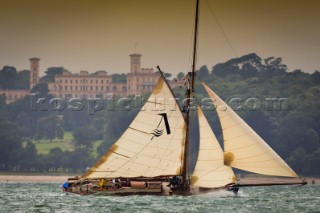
[167,176,179,189]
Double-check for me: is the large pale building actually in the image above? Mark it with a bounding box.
[48,70,116,99]
[1,53,162,103]
[48,53,159,98]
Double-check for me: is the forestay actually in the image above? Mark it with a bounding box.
[202,82,297,177]
[83,76,186,179]
[191,107,235,188]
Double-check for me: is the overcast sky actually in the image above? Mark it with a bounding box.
[0,0,319,76]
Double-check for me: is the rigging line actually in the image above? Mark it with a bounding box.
[205,0,238,57]
[128,127,150,135]
[111,151,131,159]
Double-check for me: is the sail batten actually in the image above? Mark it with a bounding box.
[202,82,298,177]
[83,76,186,179]
[191,107,235,188]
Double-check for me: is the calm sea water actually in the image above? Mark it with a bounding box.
[0,183,319,213]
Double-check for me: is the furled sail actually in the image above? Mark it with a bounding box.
[202,82,297,177]
[191,107,235,188]
[83,76,186,179]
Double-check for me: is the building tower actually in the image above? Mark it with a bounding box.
[29,57,40,90]
[129,54,141,73]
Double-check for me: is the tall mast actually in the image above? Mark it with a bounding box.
[182,0,199,187]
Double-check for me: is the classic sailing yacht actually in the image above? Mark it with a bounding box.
[63,0,306,195]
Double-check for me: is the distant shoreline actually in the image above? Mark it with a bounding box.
[0,175,319,185]
[0,175,74,183]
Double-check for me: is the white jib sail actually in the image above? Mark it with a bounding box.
[202,82,297,177]
[191,107,236,188]
[83,76,186,179]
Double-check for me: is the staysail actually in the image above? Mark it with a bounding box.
[202,82,297,177]
[83,76,186,179]
[191,107,235,188]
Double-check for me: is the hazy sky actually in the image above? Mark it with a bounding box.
[0,0,319,76]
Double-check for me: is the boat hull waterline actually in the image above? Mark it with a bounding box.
[62,180,238,196]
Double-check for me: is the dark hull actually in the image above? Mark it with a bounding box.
[63,181,221,196]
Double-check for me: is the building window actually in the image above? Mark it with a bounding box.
[96,80,98,84]
[106,86,109,91]
[101,86,103,91]
[65,86,67,90]
[107,80,109,84]
[90,86,93,91]
[96,86,98,91]
[65,79,68,83]
[59,85,62,91]
[70,80,73,83]
[91,80,93,83]
[101,80,103,84]
[70,86,73,91]
[137,78,139,82]
[76,86,78,91]
[76,80,78,83]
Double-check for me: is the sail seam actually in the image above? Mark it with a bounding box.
[223,132,251,141]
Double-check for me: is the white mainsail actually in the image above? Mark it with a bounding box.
[202,82,297,177]
[191,107,235,188]
[83,76,186,179]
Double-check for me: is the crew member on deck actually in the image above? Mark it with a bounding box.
[167,176,179,189]
[61,181,69,191]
